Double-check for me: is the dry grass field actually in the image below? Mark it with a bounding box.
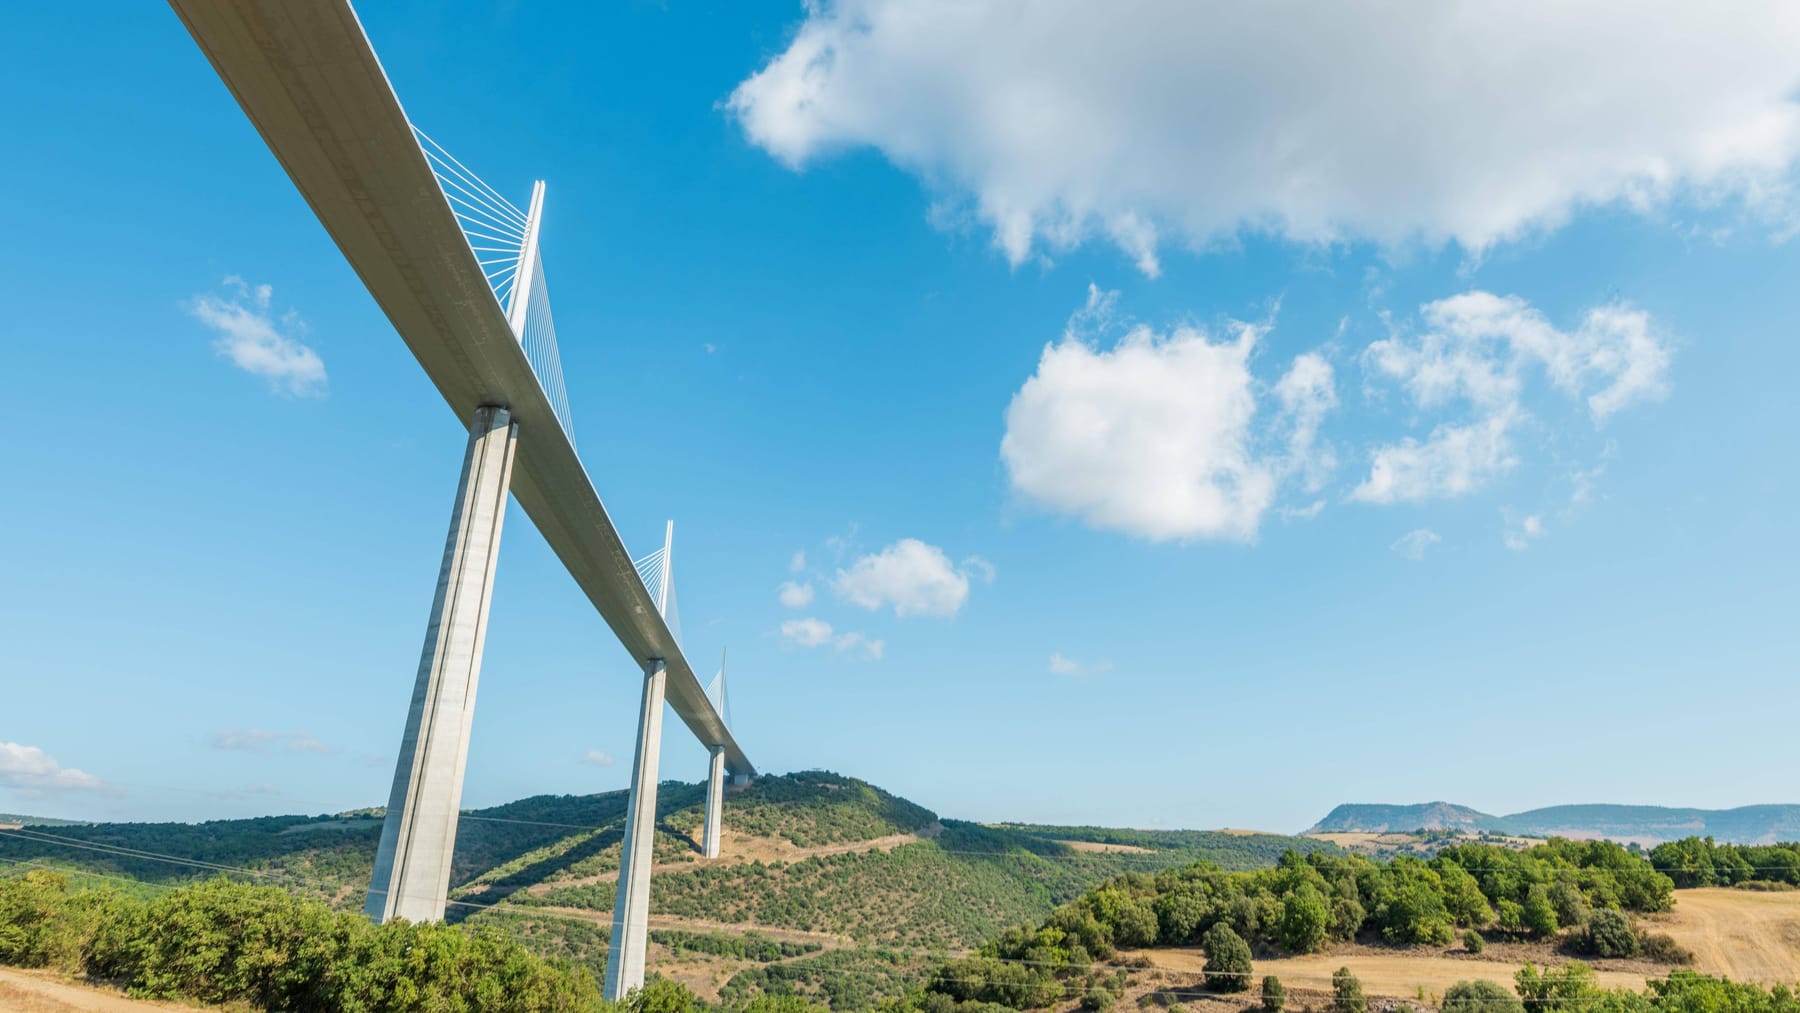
[1647,887,1800,983]
[1136,887,1800,1002]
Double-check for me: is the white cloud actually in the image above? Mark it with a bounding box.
[1001,288,1333,541]
[1390,529,1443,561]
[789,550,808,573]
[189,277,327,396]
[1504,513,1548,551]
[780,617,835,647]
[833,631,887,660]
[0,742,107,797]
[1351,413,1519,505]
[780,617,883,659]
[777,580,815,608]
[1371,292,1671,424]
[583,750,616,767]
[209,729,333,754]
[1355,291,1671,503]
[729,1,1800,272]
[1049,653,1113,678]
[834,538,981,617]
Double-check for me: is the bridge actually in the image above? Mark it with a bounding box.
[168,0,751,998]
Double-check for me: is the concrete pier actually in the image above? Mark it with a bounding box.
[702,746,725,859]
[604,659,668,999]
[366,405,518,923]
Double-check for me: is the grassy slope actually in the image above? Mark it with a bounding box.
[0,771,1335,1008]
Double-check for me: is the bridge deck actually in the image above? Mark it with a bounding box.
[168,0,753,777]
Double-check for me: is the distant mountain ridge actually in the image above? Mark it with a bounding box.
[1307,801,1800,844]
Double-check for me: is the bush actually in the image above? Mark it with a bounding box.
[1441,980,1524,1013]
[1201,923,1252,993]
[1577,910,1638,958]
[1261,975,1286,1013]
[1332,967,1366,1013]
[1081,984,1117,1011]
[1637,932,1695,966]
[1462,929,1485,955]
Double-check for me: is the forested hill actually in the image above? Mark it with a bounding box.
[1306,802,1500,834]
[1308,801,1800,844]
[0,770,1335,1006]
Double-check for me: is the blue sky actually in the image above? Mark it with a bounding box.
[2,1,1797,833]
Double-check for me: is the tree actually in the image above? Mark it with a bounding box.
[1442,979,1525,1013]
[1261,975,1286,1013]
[1332,967,1367,1013]
[1522,885,1560,937]
[1577,910,1638,959]
[1514,962,1602,1013]
[1277,885,1331,954]
[1463,929,1486,955]
[1201,923,1252,993]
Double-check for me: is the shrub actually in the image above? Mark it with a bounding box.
[1081,984,1117,1011]
[1442,980,1525,1013]
[1261,975,1286,1013]
[1462,929,1485,955]
[1201,923,1251,993]
[1577,910,1638,958]
[1332,967,1366,1013]
[1637,932,1695,966]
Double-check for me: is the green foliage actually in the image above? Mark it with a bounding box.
[723,947,923,1010]
[0,872,606,1012]
[1649,838,1800,889]
[1442,979,1525,1013]
[1332,967,1367,1013]
[1277,883,1331,953]
[1261,975,1286,1013]
[1577,909,1639,959]
[1523,884,1561,936]
[1463,929,1486,954]
[1515,962,1604,1013]
[1201,923,1251,993]
[623,978,697,1013]
[1637,932,1696,966]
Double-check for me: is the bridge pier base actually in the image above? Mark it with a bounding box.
[702,746,725,859]
[365,405,518,924]
[604,659,668,1000]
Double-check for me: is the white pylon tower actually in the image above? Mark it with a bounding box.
[607,521,676,1000]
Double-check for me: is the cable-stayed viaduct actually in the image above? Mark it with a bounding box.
[169,1,750,998]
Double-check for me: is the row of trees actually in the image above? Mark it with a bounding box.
[1648,837,1800,888]
[0,869,839,1013]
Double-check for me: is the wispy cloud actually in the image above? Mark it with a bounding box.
[582,750,615,767]
[1390,529,1442,561]
[779,617,884,659]
[0,742,111,798]
[1049,653,1113,678]
[209,729,334,754]
[189,276,327,397]
[777,581,815,609]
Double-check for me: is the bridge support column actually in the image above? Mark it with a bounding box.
[702,746,725,860]
[364,405,517,924]
[604,659,667,1000]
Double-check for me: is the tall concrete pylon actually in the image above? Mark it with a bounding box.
[366,405,518,923]
[605,522,675,1000]
[702,745,725,860]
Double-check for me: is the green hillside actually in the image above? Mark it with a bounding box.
[0,770,1335,1008]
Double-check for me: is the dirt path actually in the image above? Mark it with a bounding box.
[526,905,853,948]
[1649,888,1800,982]
[1137,949,1651,997]
[527,823,944,895]
[0,968,200,1013]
